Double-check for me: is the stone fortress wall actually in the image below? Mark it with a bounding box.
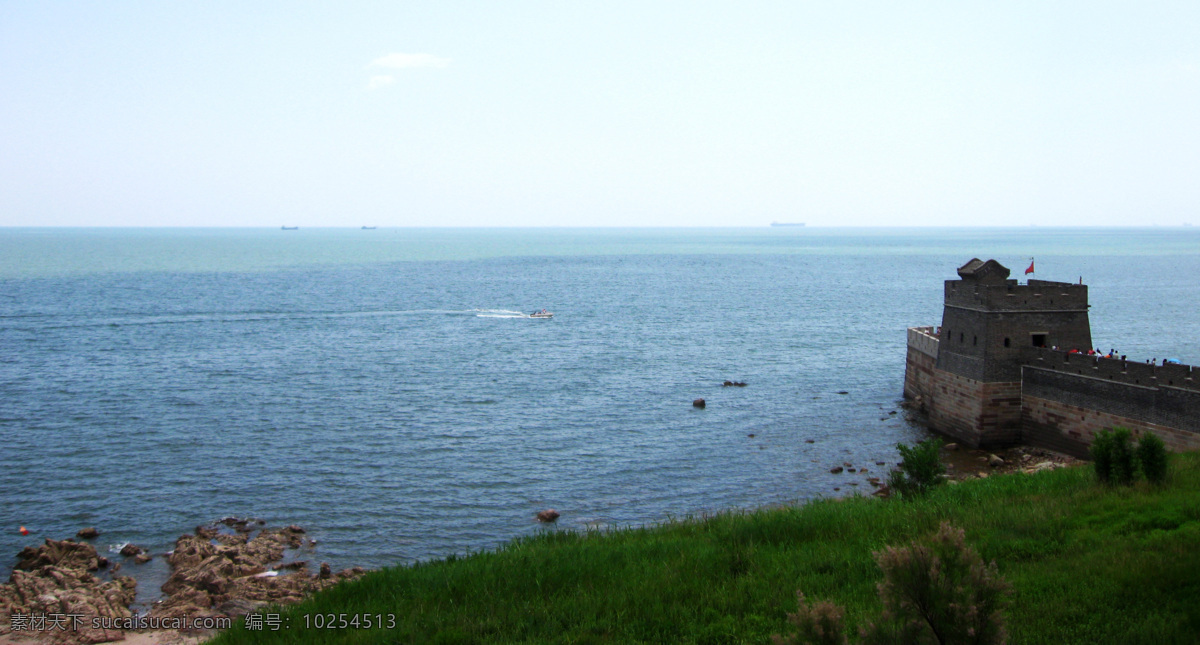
[904,260,1200,457]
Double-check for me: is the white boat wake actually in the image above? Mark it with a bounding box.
[474,309,528,318]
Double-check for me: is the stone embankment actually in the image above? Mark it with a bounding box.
[0,518,367,644]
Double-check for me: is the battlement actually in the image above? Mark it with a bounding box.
[907,326,939,359]
[1023,348,1199,393]
[944,279,1089,312]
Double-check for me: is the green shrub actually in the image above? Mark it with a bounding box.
[886,438,945,499]
[772,592,846,645]
[1091,429,1114,483]
[775,523,1010,645]
[1136,432,1169,484]
[1093,428,1136,486]
[1110,428,1137,486]
[863,522,1010,645]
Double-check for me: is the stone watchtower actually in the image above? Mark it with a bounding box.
[909,259,1200,455]
[909,259,1092,447]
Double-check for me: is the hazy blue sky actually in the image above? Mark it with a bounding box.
[2,2,1198,227]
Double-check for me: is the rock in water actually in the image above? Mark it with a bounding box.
[15,538,103,572]
[692,398,706,408]
[536,510,560,523]
[77,527,100,539]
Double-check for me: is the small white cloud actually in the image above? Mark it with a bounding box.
[367,75,396,90]
[370,52,451,69]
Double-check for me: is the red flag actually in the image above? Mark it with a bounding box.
[1025,259,1035,275]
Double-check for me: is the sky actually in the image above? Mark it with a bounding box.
[1,2,1198,227]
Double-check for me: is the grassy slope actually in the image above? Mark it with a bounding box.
[213,453,1200,644]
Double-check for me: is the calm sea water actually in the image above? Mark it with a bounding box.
[2,227,1198,603]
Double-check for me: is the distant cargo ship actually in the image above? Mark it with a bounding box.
[770,222,805,227]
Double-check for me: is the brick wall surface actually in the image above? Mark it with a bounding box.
[930,372,1022,448]
[929,369,985,445]
[978,381,1023,446]
[909,366,1022,448]
[904,346,938,403]
[1023,367,1200,434]
[1022,394,1200,457]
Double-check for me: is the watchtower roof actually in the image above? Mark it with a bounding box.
[957,258,1010,284]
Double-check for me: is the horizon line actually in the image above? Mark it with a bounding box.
[1,224,1195,230]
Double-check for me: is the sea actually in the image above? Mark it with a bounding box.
[2,226,1198,605]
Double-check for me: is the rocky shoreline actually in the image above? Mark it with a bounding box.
[3,446,1082,644]
[822,440,1083,497]
[937,442,1083,483]
[0,519,367,644]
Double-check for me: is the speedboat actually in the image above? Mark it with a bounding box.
[530,309,553,319]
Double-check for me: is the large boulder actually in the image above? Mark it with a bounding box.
[15,539,102,573]
[151,523,367,624]
[1,539,137,644]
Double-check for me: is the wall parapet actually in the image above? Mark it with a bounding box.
[1022,347,1198,393]
[944,279,1088,312]
[1022,366,1200,435]
[907,326,940,359]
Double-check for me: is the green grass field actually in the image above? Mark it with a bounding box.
[212,452,1200,644]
